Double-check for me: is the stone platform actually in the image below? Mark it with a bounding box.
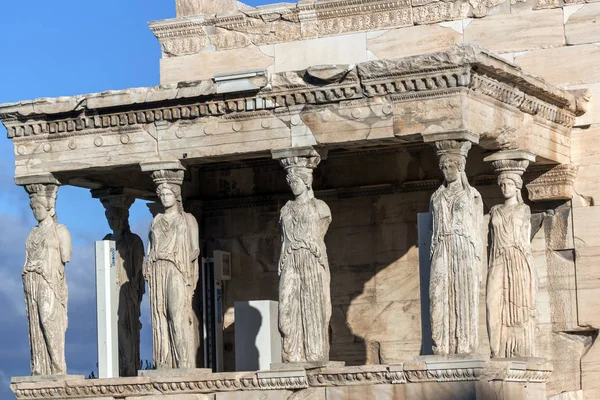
[10,358,552,399]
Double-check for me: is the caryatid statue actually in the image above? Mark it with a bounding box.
[96,192,145,376]
[22,183,72,375]
[274,147,332,363]
[429,140,483,355]
[144,167,200,369]
[487,159,537,358]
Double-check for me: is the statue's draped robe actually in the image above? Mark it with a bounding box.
[146,212,198,369]
[430,182,482,355]
[23,223,69,375]
[487,204,536,358]
[279,198,331,362]
[105,232,144,376]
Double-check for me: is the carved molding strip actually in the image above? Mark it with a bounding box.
[3,73,576,142]
[11,361,551,399]
[526,163,579,202]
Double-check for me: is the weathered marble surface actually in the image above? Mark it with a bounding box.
[273,147,332,363]
[22,182,72,375]
[429,140,483,355]
[144,165,200,369]
[95,192,145,376]
[487,159,537,358]
[9,360,552,399]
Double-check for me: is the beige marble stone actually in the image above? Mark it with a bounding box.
[273,147,332,363]
[21,182,72,376]
[464,9,565,53]
[429,140,483,355]
[160,46,273,84]
[176,0,242,16]
[93,192,145,377]
[565,3,600,45]
[144,164,201,369]
[367,24,462,60]
[273,33,367,74]
[514,44,600,86]
[487,159,537,358]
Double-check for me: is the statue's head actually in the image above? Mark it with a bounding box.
[26,184,58,223]
[435,140,471,184]
[105,207,127,233]
[99,195,134,233]
[439,154,466,183]
[149,169,185,213]
[498,175,522,200]
[493,159,529,204]
[157,183,182,210]
[278,149,320,199]
[286,167,313,196]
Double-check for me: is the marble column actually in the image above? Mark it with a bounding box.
[484,151,537,358]
[140,161,200,369]
[91,188,145,376]
[16,174,72,376]
[429,140,483,355]
[271,147,332,363]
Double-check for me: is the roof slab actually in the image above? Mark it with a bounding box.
[0,44,586,193]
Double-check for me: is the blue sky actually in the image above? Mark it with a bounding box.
[0,1,266,397]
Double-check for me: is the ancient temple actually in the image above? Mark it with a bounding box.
[2,0,600,398]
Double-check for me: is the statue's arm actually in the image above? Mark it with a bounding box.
[473,191,484,261]
[278,213,286,275]
[429,196,437,257]
[186,213,200,262]
[133,234,146,296]
[144,220,155,279]
[316,200,332,236]
[57,225,72,264]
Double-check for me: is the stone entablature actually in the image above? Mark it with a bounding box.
[0,45,584,181]
[10,359,552,399]
[149,0,577,57]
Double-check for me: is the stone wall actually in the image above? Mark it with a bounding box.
[189,146,582,396]
[150,0,600,396]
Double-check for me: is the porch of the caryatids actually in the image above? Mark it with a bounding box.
[484,151,538,359]
[271,146,335,366]
[428,139,484,356]
[91,188,145,376]
[16,174,72,376]
[140,161,200,369]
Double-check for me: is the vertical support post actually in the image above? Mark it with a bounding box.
[417,212,433,355]
[95,240,118,378]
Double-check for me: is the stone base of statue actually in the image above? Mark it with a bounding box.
[11,374,85,384]
[137,368,212,377]
[270,360,345,371]
[9,359,551,399]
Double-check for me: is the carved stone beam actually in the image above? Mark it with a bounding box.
[421,131,479,145]
[140,159,186,198]
[484,150,536,177]
[271,146,326,165]
[90,187,137,237]
[484,150,579,202]
[91,187,136,212]
[525,164,579,202]
[15,173,62,187]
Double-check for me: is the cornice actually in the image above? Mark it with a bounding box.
[0,47,580,148]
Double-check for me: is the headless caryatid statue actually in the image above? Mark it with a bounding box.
[429,140,483,355]
[22,183,72,375]
[277,149,332,363]
[145,169,200,369]
[99,195,145,376]
[487,160,537,358]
